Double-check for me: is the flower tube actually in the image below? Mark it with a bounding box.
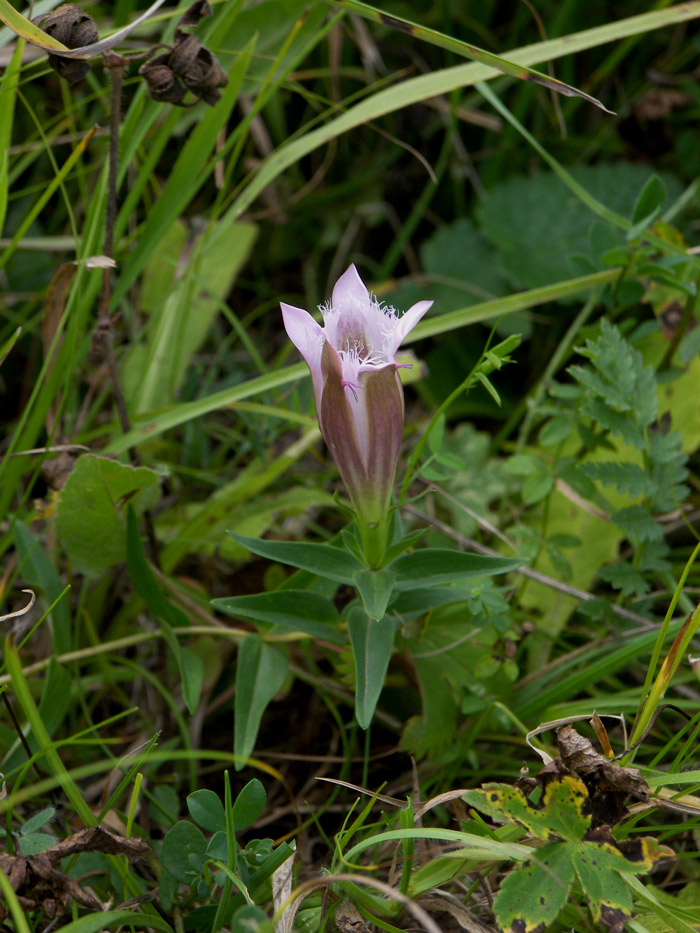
[281,265,431,559]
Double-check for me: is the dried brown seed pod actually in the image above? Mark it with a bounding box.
[33,4,99,85]
[139,0,228,107]
[138,54,188,105]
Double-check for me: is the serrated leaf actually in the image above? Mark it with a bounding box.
[579,461,653,497]
[493,842,575,932]
[598,561,650,597]
[234,635,287,769]
[212,591,344,644]
[56,455,160,578]
[227,532,364,584]
[611,505,662,543]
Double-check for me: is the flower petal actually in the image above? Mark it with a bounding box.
[331,264,370,314]
[392,299,433,349]
[281,302,325,412]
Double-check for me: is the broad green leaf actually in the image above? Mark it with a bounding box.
[477,164,681,296]
[234,635,287,769]
[232,904,268,933]
[56,455,160,578]
[389,549,522,591]
[227,532,364,585]
[463,772,590,842]
[212,590,343,644]
[522,470,555,505]
[331,0,611,112]
[347,607,395,729]
[353,569,397,622]
[231,778,266,832]
[20,806,55,836]
[187,789,225,833]
[161,820,208,882]
[126,508,203,715]
[493,842,575,933]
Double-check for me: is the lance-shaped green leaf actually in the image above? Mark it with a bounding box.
[212,591,344,644]
[328,0,613,113]
[347,607,395,728]
[228,532,364,584]
[389,549,522,591]
[353,569,397,622]
[234,635,287,769]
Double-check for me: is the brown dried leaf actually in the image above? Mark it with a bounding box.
[0,827,149,920]
[556,724,648,826]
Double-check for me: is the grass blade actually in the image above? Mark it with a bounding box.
[330,0,612,113]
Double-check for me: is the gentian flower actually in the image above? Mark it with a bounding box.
[281,265,432,552]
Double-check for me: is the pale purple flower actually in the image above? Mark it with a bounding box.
[281,264,432,525]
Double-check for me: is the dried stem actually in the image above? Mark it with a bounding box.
[97,52,161,567]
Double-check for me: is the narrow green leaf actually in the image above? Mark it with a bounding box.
[4,637,95,826]
[330,0,612,112]
[53,910,173,933]
[112,37,255,305]
[389,550,522,591]
[0,126,96,273]
[347,607,395,729]
[126,508,203,715]
[0,0,68,50]
[13,521,71,654]
[0,37,22,238]
[227,532,364,585]
[212,590,344,644]
[234,635,287,768]
[353,569,397,622]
